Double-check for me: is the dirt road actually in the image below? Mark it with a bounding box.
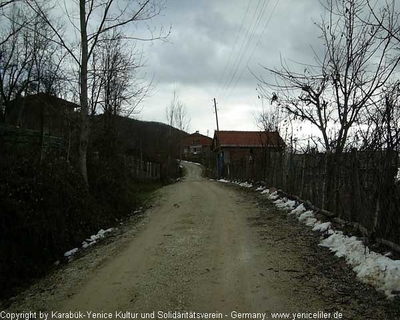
[61,161,293,314]
[5,161,400,319]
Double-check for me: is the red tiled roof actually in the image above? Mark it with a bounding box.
[181,132,213,147]
[213,130,284,148]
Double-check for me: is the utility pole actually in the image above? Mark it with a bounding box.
[214,98,222,179]
[213,98,219,132]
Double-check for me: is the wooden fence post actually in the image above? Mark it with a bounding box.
[300,155,306,199]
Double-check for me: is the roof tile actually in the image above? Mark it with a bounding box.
[214,130,284,148]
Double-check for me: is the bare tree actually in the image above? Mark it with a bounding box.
[89,30,153,120]
[257,0,399,154]
[165,90,178,128]
[174,101,190,133]
[0,1,29,47]
[164,90,190,174]
[27,0,169,188]
[0,1,18,9]
[0,5,35,123]
[0,1,68,121]
[255,92,282,132]
[165,90,190,131]
[256,0,400,211]
[355,82,400,152]
[28,13,66,95]
[257,107,278,132]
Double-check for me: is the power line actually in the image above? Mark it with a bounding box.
[215,0,253,99]
[219,0,271,101]
[218,0,264,100]
[224,0,281,102]
[222,0,271,100]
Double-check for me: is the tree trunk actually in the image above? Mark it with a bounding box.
[79,0,89,188]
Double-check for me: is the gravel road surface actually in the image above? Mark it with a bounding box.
[4,161,400,319]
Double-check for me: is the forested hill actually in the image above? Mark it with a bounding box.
[91,115,189,161]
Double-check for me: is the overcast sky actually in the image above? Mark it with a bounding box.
[135,0,325,136]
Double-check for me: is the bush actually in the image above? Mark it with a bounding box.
[0,156,97,294]
[88,155,141,217]
[0,151,158,298]
[0,121,164,298]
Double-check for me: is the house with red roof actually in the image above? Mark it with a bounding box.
[181,131,213,158]
[212,130,285,179]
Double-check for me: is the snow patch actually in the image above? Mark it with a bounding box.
[237,181,253,188]
[285,200,296,209]
[218,179,230,183]
[273,199,285,205]
[267,191,400,298]
[275,198,296,210]
[305,217,318,227]
[298,210,315,222]
[320,232,400,297]
[64,228,114,262]
[133,207,142,214]
[217,179,253,188]
[217,176,400,298]
[268,191,279,200]
[181,160,202,166]
[82,240,97,249]
[289,204,306,216]
[312,221,332,233]
[86,228,113,244]
[64,248,78,258]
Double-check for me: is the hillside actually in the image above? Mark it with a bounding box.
[91,115,189,162]
[0,115,188,298]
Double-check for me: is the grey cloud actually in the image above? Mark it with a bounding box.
[147,0,327,89]
[139,0,338,132]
